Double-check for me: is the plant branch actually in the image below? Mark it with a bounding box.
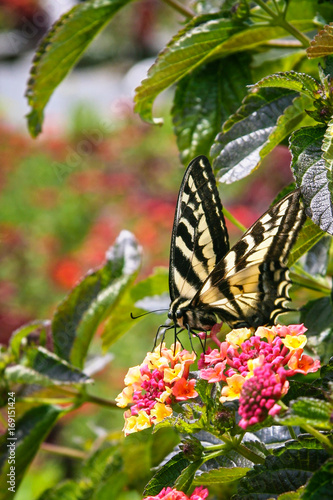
[160,0,195,18]
[253,0,311,47]
[85,393,119,409]
[41,442,88,460]
[219,434,265,464]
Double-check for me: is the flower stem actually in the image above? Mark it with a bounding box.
[160,0,195,18]
[41,442,88,460]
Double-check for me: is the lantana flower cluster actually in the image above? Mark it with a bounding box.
[199,323,320,428]
[116,342,197,435]
[144,486,209,500]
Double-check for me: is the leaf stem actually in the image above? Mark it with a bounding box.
[219,434,265,464]
[223,207,247,233]
[160,0,195,18]
[253,0,311,47]
[288,426,298,440]
[301,424,333,449]
[40,442,88,460]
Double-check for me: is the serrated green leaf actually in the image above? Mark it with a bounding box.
[9,320,51,359]
[192,466,250,485]
[302,458,333,499]
[255,71,319,98]
[172,55,251,165]
[307,24,333,59]
[52,231,141,368]
[174,459,203,493]
[235,447,330,499]
[134,17,314,124]
[0,405,62,498]
[278,398,332,429]
[322,117,333,204]
[26,0,133,137]
[288,218,325,267]
[102,267,168,350]
[143,452,190,497]
[290,126,333,234]
[5,347,92,387]
[211,87,297,183]
[300,296,333,364]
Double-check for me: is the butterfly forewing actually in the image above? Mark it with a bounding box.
[169,155,229,304]
[194,188,306,328]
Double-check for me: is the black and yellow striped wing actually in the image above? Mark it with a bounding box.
[168,156,306,331]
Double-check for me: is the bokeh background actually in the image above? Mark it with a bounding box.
[0,1,295,497]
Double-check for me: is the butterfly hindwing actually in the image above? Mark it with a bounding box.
[169,155,229,303]
[168,155,306,331]
[194,189,306,328]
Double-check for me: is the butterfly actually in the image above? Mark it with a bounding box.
[167,155,306,334]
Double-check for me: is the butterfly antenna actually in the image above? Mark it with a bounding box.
[130,309,168,320]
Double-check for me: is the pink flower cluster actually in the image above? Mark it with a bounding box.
[144,486,209,500]
[199,323,320,428]
[116,343,197,435]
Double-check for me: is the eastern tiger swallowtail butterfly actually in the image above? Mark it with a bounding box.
[167,155,306,333]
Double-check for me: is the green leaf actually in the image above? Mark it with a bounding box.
[102,267,168,350]
[38,446,126,500]
[277,398,332,429]
[307,24,333,59]
[255,71,319,98]
[211,87,297,183]
[322,117,333,202]
[172,55,251,165]
[26,0,133,137]
[290,126,333,234]
[0,405,62,498]
[9,320,51,359]
[192,466,250,485]
[5,347,92,387]
[288,218,325,267]
[298,235,331,276]
[52,231,141,368]
[235,447,330,499]
[174,459,203,493]
[134,18,314,124]
[302,459,333,499]
[143,452,190,497]
[300,296,333,364]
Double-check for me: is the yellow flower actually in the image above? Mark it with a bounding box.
[163,363,184,383]
[220,374,246,402]
[226,328,252,347]
[124,365,142,386]
[282,334,307,351]
[247,356,264,378]
[123,410,151,436]
[115,386,133,408]
[150,402,173,423]
[255,326,276,343]
[157,386,172,403]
